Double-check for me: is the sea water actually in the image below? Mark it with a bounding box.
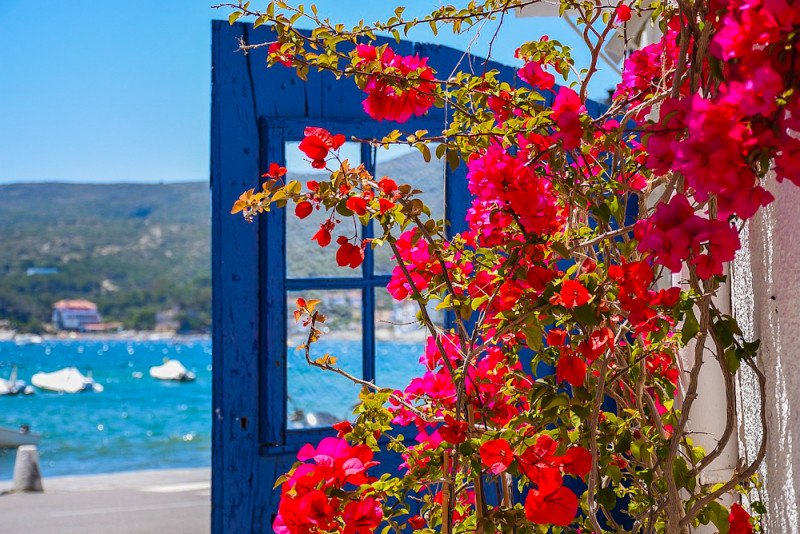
[0,337,427,480]
[0,339,212,480]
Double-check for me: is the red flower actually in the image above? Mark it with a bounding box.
[524,470,579,526]
[551,87,586,150]
[479,438,514,474]
[556,351,587,388]
[342,497,383,534]
[497,279,524,311]
[298,127,346,169]
[616,4,632,22]
[729,503,754,534]
[378,177,397,195]
[268,42,293,67]
[312,228,331,247]
[584,327,614,359]
[335,238,365,269]
[554,446,592,477]
[296,437,379,487]
[273,496,312,534]
[378,198,395,214]
[488,90,513,122]
[408,515,426,529]
[546,329,567,346]
[332,420,353,437]
[346,196,368,216]
[439,414,469,444]
[262,162,287,178]
[559,279,592,308]
[298,490,339,531]
[295,201,313,219]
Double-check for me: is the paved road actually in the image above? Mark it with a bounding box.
[0,468,210,534]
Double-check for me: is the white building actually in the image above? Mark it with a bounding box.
[52,300,102,332]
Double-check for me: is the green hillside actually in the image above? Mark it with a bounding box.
[0,182,211,332]
[0,150,447,333]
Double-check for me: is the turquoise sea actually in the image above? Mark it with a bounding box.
[0,339,212,480]
[0,337,426,480]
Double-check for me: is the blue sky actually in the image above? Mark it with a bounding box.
[0,1,619,184]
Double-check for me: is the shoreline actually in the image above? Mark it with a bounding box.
[1,332,211,344]
[0,465,209,486]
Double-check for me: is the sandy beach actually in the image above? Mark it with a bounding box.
[0,468,210,533]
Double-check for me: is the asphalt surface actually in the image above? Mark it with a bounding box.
[0,468,210,534]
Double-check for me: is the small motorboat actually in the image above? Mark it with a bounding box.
[0,425,41,449]
[149,359,196,382]
[13,333,43,345]
[31,367,104,393]
[0,366,32,396]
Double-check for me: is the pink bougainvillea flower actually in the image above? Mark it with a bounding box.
[355,45,436,123]
[551,86,586,150]
[517,61,555,91]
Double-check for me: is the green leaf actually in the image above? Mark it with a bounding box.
[228,11,243,25]
[415,143,431,163]
[550,241,572,259]
[596,487,617,510]
[572,304,599,326]
[682,308,700,344]
[724,347,741,373]
[705,500,730,534]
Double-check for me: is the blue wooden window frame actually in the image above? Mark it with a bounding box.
[258,118,468,453]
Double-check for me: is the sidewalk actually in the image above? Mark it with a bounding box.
[0,468,210,534]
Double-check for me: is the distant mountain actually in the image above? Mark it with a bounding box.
[0,182,211,332]
[0,151,448,332]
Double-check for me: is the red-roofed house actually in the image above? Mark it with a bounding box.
[52,300,103,332]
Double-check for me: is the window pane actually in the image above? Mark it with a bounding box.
[373,145,445,275]
[285,141,363,279]
[374,287,444,392]
[287,289,363,428]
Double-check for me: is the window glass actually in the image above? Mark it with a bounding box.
[287,289,363,428]
[374,287,444,392]
[373,144,445,275]
[285,141,363,278]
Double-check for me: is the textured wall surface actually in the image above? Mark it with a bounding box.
[731,177,800,531]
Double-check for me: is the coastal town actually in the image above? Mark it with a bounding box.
[0,299,205,344]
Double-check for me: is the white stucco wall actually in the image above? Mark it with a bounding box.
[731,177,800,531]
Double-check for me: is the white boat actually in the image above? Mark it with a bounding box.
[0,329,17,342]
[14,333,43,346]
[31,367,104,393]
[0,425,41,448]
[0,366,32,396]
[149,359,196,382]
